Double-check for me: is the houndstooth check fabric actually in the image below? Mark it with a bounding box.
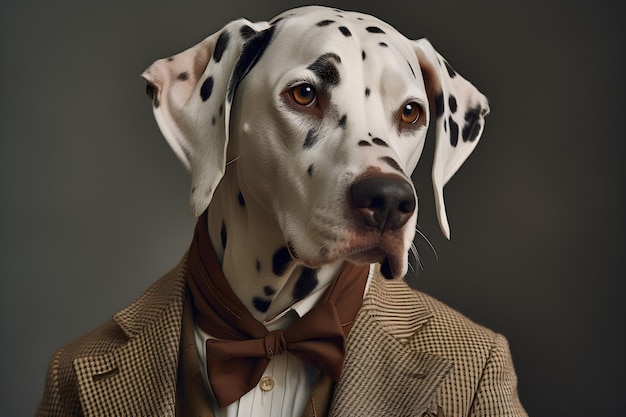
[37,257,526,417]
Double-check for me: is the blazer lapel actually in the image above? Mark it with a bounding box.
[74,258,188,417]
[330,267,452,417]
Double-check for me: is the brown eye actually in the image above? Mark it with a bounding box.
[291,83,317,107]
[401,102,421,124]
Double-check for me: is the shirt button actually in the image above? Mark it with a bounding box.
[259,376,275,392]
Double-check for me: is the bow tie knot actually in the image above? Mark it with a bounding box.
[264,330,287,359]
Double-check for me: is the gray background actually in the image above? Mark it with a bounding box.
[1,0,624,416]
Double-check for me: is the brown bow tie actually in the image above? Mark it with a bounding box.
[185,211,370,408]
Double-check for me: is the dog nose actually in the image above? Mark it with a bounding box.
[350,176,416,232]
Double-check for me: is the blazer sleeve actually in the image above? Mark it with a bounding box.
[468,334,527,417]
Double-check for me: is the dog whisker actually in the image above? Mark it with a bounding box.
[226,155,241,165]
[409,242,424,271]
[415,226,438,262]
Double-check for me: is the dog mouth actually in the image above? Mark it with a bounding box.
[343,245,404,280]
[294,236,407,280]
[285,203,412,279]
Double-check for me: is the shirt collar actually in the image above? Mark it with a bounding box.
[264,263,376,330]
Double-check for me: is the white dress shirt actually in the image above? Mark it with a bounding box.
[193,264,374,417]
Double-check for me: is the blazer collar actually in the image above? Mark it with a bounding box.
[330,265,452,416]
[74,256,188,417]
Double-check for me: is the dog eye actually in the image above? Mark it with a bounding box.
[400,102,421,124]
[290,83,317,107]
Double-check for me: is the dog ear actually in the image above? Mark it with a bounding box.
[413,38,490,239]
[141,20,273,216]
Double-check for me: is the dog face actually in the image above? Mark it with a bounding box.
[142,6,489,279]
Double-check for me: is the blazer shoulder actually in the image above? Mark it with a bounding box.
[410,289,501,353]
[414,289,496,337]
[37,318,127,416]
[407,289,526,416]
[37,257,188,416]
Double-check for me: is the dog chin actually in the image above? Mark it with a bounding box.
[297,242,407,280]
[345,248,406,280]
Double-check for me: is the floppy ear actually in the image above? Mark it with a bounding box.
[141,19,273,216]
[413,38,490,239]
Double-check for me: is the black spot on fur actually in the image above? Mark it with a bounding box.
[219,104,224,116]
[200,76,214,101]
[272,247,291,275]
[191,187,196,194]
[308,54,340,86]
[338,114,347,128]
[238,191,246,207]
[307,164,314,176]
[381,258,393,280]
[462,106,482,142]
[338,26,352,37]
[463,121,482,143]
[379,42,388,47]
[448,95,458,113]
[146,84,159,108]
[366,26,385,34]
[365,87,370,97]
[362,50,366,60]
[256,260,261,272]
[292,268,318,301]
[220,222,227,249]
[444,60,457,78]
[435,92,444,119]
[444,119,448,132]
[449,116,459,147]
[304,129,319,148]
[177,72,189,81]
[252,297,271,313]
[358,140,372,147]
[368,132,372,137]
[211,116,216,126]
[264,286,276,296]
[145,83,155,100]
[380,156,403,173]
[227,26,275,103]
[316,19,335,27]
[240,25,256,39]
[213,31,230,63]
[372,137,388,147]
[167,57,174,62]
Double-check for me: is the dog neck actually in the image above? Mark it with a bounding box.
[206,166,345,322]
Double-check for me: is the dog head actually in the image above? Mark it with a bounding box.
[142,6,489,279]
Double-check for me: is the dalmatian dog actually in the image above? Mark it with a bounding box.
[142,5,489,321]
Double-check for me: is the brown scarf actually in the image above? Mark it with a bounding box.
[185,212,370,408]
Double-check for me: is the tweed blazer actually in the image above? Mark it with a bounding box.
[37,256,527,417]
